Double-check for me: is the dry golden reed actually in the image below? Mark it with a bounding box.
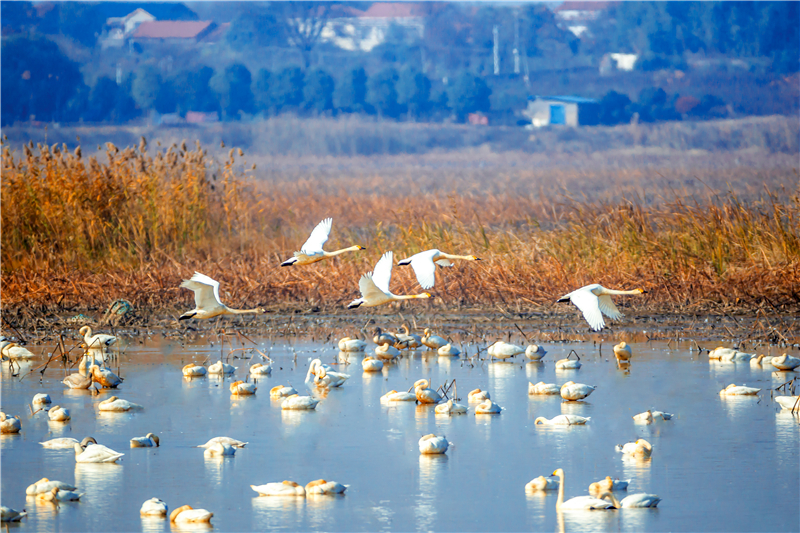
[2,140,798,316]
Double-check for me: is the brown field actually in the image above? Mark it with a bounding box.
[1,119,799,336]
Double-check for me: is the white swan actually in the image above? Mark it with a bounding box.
[63,370,93,389]
[204,441,235,457]
[422,328,447,350]
[348,252,431,308]
[36,487,84,502]
[79,326,117,354]
[528,382,560,395]
[468,388,490,402]
[775,396,800,411]
[708,347,754,362]
[525,475,560,491]
[98,396,143,411]
[280,218,365,267]
[230,380,257,395]
[32,393,51,407]
[380,390,416,402]
[603,492,662,508]
[40,436,96,449]
[615,439,652,458]
[208,360,236,374]
[534,415,590,426]
[552,469,616,510]
[305,479,347,495]
[589,477,630,494]
[633,410,673,423]
[131,433,160,447]
[560,381,596,401]
[281,394,320,410]
[557,284,646,331]
[397,249,480,289]
[197,437,248,448]
[719,383,761,396]
[338,337,367,352]
[438,343,461,357]
[362,357,384,372]
[1,412,21,434]
[270,385,298,398]
[395,325,422,349]
[419,434,448,454]
[170,505,213,523]
[474,398,502,414]
[90,364,123,388]
[613,342,632,362]
[178,271,265,320]
[487,341,524,359]
[307,359,349,387]
[47,405,71,422]
[0,339,35,361]
[771,354,800,371]
[749,354,774,367]
[435,399,468,415]
[414,379,442,404]
[183,363,208,377]
[555,352,582,370]
[373,327,397,346]
[375,343,401,361]
[250,481,305,496]
[250,362,272,375]
[73,442,124,463]
[1,506,26,522]
[140,498,168,516]
[525,345,547,361]
[25,478,77,495]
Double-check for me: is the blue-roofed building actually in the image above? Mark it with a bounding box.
[523,95,600,127]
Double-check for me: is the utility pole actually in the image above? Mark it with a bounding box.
[493,25,499,75]
[513,11,520,74]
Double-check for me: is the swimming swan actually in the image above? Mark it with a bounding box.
[615,439,652,458]
[197,437,248,448]
[131,433,160,447]
[525,344,547,361]
[468,388,490,402]
[41,436,96,449]
[250,481,305,496]
[90,364,123,388]
[73,442,124,463]
[555,352,582,370]
[179,272,265,320]
[557,284,646,331]
[1,412,21,434]
[98,396,143,411]
[474,399,502,414]
[419,434,449,454]
[338,337,367,352]
[208,360,236,374]
[280,218,365,267]
[204,441,235,457]
[182,364,207,377]
[36,487,84,502]
[281,394,320,410]
[438,343,461,357]
[170,505,213,523]
[0,506,27,522]
[397,249,480,289]
[305,479,347,495]
[719,384,761,396]
[230,380,257,395]
[250,362,272,375]
[380,390,416,402]
[560,381,596,401]
[25,478,77,495]
[535,415,591,426]
[270,385,298,398]
[422,329,447,350]
[588,476,630,494]
[552,469,616,510]
[140,498,168,516]
[771,354,800,371]
[775,396,800,411]
[347,252,431,308]
[487,341,525,360]
[602,492,662,508]
[525,475,560,491]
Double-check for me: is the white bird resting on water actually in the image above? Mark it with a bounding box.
[348,252,431,308]
[281,218,365,267]
[1,506,27,522]
[771,353,800,371]
[551,469,617,510]
[419,434,449,454]
[557,284,646,331]
[397,248,480,289]
[79,326,117,356]
[179,272,265,320]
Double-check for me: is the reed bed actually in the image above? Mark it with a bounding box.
[2,140,798,318]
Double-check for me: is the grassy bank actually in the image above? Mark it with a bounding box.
[1,138,799,321]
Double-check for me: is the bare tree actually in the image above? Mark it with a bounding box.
[277,2,331,69]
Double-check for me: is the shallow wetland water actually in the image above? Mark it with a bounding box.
[1,334,798,532]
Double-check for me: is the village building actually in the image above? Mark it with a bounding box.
[523,96,600,127]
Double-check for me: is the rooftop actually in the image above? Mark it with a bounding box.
[132,20,214,39]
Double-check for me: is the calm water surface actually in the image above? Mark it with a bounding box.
[1,336,798,532]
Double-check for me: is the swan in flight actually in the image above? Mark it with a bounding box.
[140,498,168,516]
[348,252,431,308]
[419,434,449,454]
[557,284,645,331]
[131,433,160,447]
[551,469,617,510]
[534,415,590,426]
[525,475,560,492]
[179,272,265,320]
[281,218,365,266]
[397,249,480,289]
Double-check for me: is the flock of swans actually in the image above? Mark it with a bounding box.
[2,217,799,528]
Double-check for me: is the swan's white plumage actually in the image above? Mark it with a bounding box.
[251,481,305,496]
[140,498,168,516]
[302,218,332,253]
[73,442,124,463]
[419,434,448,454]
[534,415,590,425]
[528,382,560,395]
[435,399,468,414]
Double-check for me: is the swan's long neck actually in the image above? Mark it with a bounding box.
[555,471,565,509]
[439,252,477,261]
[324,245,362,258]
[391,293,430,301]
[600,288,643,296]
[224,307,263,315]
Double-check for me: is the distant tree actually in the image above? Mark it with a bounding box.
[275,3,330,69]
[0,35,85,124]
[303,69,335,114]
[597,90,632,125]
[396,67,430,119]
[57,2,105,47]
[446,71,491,122]
[210,63,254,119]
[270,66,305,112]
[334,67,369,113]
[225,7,285,50]
[366,67,401,118]
[253,68,274,115]
[692,94,727,118]
[85,77,119,121]
[171,66,219,116]
[131,65,161,113]
[632,87,679,123]
[154,79,177,115]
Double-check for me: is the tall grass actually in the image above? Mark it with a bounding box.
[2,139,798,315]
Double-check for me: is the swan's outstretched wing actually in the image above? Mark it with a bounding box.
[359,274,388,302]
[434,258,453,267]
[597,294,623,321]
[301,218,332,253]
[181,272,222,308]
[569,289,605,331]
[371,251,394,294]
[409,249,439,289]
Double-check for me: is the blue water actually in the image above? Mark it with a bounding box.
[1,336,798,532]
